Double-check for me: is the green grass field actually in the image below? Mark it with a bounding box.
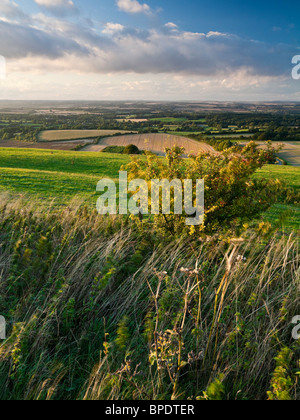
[254,165,300,191]
[0,148,131,205]
[262,203,300,232]
[0,148,299,227]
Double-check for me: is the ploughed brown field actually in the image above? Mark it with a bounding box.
[39,130,135,142]
[0,139,93,151]
[82,133,216,155]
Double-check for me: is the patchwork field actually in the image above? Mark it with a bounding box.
[0,139,95,151]
[39,129,135,142]
[82,133,216,155]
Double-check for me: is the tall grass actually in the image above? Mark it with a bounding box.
[0,196,299,400]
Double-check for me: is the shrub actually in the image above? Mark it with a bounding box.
[102,144,141,155]
[123,144,140,155]
[102,145,125,154]
[125,144,288,235]
[267,348,295,401]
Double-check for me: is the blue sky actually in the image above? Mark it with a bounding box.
[20,0,300,42]
[0,0,299,100]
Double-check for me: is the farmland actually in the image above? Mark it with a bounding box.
[238,141,300,166]
[0,138,95,151]
[2,101,300,147]
[82,133,216,155]
[279,142,300,166]
[0,102,300,401]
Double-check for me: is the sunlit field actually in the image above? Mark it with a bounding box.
[0,147,299,230]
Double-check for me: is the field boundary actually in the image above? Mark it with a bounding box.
[38,130,137,142]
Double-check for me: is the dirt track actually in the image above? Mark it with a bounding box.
[82,133,216,155]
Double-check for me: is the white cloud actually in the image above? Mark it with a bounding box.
[117,0,151,14]
[34,0,78,17]
[165,22,178,29]
[102,22,125,35]
[0,0,29,21]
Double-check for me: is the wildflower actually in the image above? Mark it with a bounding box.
[180,267,199,275]
[156,271,168,277]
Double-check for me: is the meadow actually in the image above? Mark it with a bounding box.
[0,148,131,205]
[1,148,300,199]
[0,147,299,229]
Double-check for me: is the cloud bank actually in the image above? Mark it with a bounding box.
[0,13,293,79]
[0,0,29,21]
[0,0,297,100]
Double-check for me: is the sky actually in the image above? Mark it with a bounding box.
[0,0,299,101]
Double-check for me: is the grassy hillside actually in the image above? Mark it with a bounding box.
[254,165,300,191]
[0,148,131,204]
[0,147,299,400]
[0,148,299,206]
[0,148,130,178]
[0,197,299,400]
